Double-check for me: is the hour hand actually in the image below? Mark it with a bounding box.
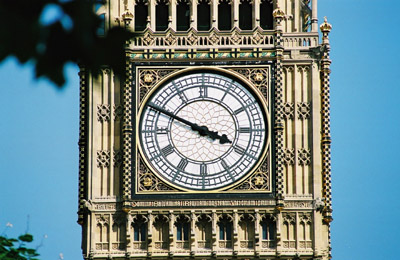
[147,103,232,144]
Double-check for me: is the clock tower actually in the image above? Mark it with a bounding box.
[78,0,333,259]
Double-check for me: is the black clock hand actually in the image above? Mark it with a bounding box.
[148,103,232,144]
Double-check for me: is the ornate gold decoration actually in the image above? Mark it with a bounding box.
[138,69,179,106]
[231,29,242,45]
[230,151,270,191]
[252,31,264,45]
[187,30,198,45]
[229,67,269,101]
[137,153,178,192]
[165,32,177,46]
[143,31,154,46]
[209,31,220,45]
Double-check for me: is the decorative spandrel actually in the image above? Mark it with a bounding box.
[137,152,178,192]
[229,68,269,103]
[138,68,179,106]
[229,149,270,191]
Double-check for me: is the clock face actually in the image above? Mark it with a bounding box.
[138,72,267,191]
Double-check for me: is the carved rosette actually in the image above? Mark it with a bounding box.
[97,104,111,122]
[283,102,295,120]
[298,148,311,166]
[297,102,311,120]
[97,150,111,168]
[283,148,295,165]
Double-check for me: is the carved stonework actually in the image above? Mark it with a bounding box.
[283,102,295,120]
[96,214,110,225]
[138,69,179,106]
[137,153,177,192]
[298,148,311,166]
[282,213,296,224]
[97,104,111,122]
[229,67,269,100]
[297,102,311,120]
[113,150,123,167]
[283,148,295,165]
[299,213,312,224]
[239,213,255,222]
[113,105,123,120]
[231,151,270,191]
[97,150,111,168]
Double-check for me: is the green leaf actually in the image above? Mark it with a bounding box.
[18,234,33,243]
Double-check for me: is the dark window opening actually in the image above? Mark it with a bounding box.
[133,223,147,241]
[135,0,148,31]
[156,1,169,31]
[218,221,232,240]
[261,217,275,240]
[97,13,105,35]
[218,0,231,31]
[177,1,190,31]
[239,0,252,30]
[197,0,211,31]
[260,0,273,29]
[176,222,190,241]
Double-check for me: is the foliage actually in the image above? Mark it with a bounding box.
[0,0,134,87]
[0,234,39,260]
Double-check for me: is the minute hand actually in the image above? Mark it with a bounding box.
[148,103,232,144]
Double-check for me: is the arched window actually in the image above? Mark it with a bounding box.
[177,0,190,31]
[218,0,232,31]
[239,214,255,248]
[196,214,212,249]
[260,0,273,30]
[261,215,275,241]
[153,215,169,249]
[218,215,233,248]
[197,0,211,31]
[239,0,252,30]
[133,223,147,241]
[135,0,148,31]
[156,0,169,31]
[132,215,148,250]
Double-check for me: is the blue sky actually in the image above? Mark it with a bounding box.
[1,0,400,259]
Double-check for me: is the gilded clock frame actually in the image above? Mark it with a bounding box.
[133,64,272,195]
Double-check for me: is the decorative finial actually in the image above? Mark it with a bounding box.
[320,16,332,33]
[122,10,134,22]
[272,7,285,19]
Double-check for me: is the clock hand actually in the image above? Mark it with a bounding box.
[148,103,232,144]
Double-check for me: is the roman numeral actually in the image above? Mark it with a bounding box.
[200,164,207,176]
[221,159,229,170]
[239,127,251,133]
[156,127,169,134]
[177,158,188,171]
[234,107,245,115]
[177,91,188,102]
[199,86,208,98]
[234,145,246,155]
[161,144,174,157]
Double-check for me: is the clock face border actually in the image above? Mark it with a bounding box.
[132,63,273,197]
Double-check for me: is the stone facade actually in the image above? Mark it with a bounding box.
[78,0,332,259]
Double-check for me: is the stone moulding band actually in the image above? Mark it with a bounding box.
[129,50,275,60]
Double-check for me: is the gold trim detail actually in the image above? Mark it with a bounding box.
[229,149,270,191]
[138,68,180,106]
[135,66,271,194]
[137,153,178,192]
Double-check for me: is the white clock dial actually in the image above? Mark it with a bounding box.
[139,72,267,191]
